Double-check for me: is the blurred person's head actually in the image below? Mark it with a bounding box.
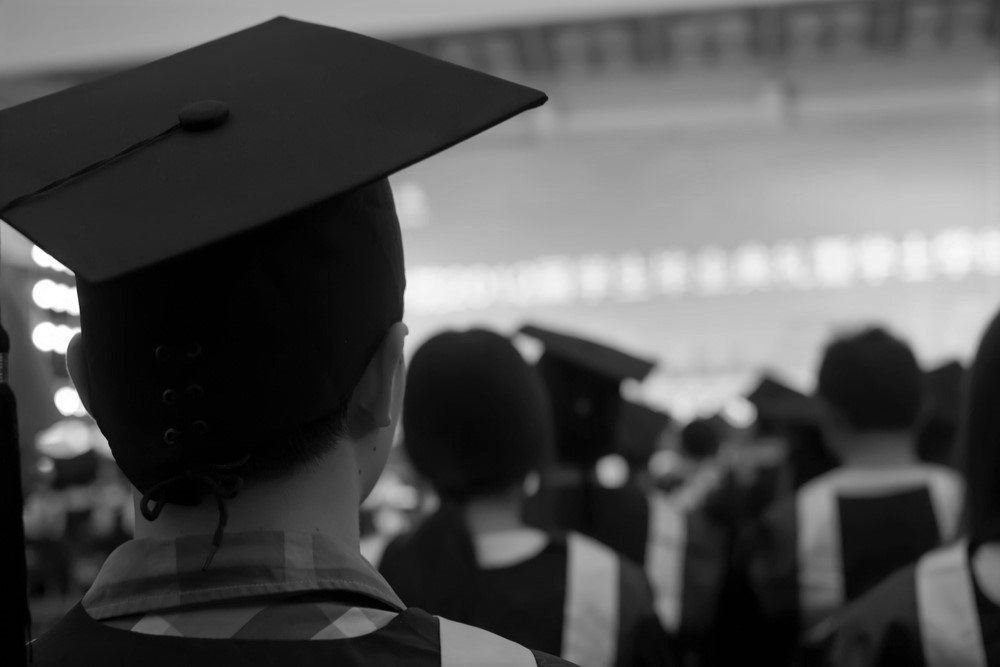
[917,361,965,468]
[816,327,923,457]
[680,419,721,461]
[403,328,554,504]
[960,310,1000,546]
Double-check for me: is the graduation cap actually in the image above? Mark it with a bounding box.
[924,360,965,422]
[916,360,966,466]
[0,16,547,497]
[680,417,722,461]
[745,374,822,432]
[519,324,656,465]
[615,401,671,468]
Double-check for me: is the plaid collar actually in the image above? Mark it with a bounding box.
[82,530,406,620]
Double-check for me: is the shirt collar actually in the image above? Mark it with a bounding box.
[83,530,405,620]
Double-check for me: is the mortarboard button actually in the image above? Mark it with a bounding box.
[178,101,230,132]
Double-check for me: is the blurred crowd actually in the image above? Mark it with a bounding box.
[25,310,981,666]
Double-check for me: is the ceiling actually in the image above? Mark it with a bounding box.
[0,0,837,76]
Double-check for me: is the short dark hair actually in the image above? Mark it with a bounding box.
[403,329,554,502]
[961,309,1000,544]
[817,327,923,432]
[243,405,349,483]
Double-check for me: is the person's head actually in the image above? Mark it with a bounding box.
[65,179,407,507]
[816,327,924,448]
[960,310,1000,545]
[680,419,720,461]
[403,329,554,503]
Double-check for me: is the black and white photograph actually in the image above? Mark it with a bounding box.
[1,1,999,665]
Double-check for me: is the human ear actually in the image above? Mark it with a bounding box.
[347,322,408,432]
[65,333,96,416]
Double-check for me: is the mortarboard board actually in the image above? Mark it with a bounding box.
[924,360,965,422]
[0,17,547,500]
[0,20,546,654]
[519,324,657,384]
[745,374,822,429]
[616,401,671,467]
[0,17,546,282]
[915,360,966,466]
[519,324,656,465]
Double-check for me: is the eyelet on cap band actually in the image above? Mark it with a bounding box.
[163,428,180,444]
[162,389,177,405]
[186,342,203,359]
[154,345,170,362]
[186,384,205,400]
[192,420,209,435]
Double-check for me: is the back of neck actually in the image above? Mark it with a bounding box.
[839,431,918,469]
[132,444,363,548]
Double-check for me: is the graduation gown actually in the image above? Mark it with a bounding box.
[744,464,964,656]
[525,482,729,645]
[378,525,677,667]
[525,482,650,566]
[827,540,1000,667]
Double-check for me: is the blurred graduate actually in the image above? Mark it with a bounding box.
[377,329,677,667]
[617,404,729,662]
[516,325,727,656]
[737,328,963,664]
[826,310,1000,666]
[0,16,581,666]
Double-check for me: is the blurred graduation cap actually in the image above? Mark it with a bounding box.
[519,324,656,465]
[0,16,546,654]
[616,401,672,468]
[924,360,965,423]
[745,374,822,432]
[917,360,966,466]
[680,417,723,461]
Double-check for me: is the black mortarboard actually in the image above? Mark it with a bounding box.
[519,324,657,383]
[0,17,545,282]
[519,324,656,465]
[616,401,671,468]
[403,329,553,501]
[916,360,966,466]
[745,374,821,431]
[0,17,547,497]
[680,417,722,460]
[925,360,965,422]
